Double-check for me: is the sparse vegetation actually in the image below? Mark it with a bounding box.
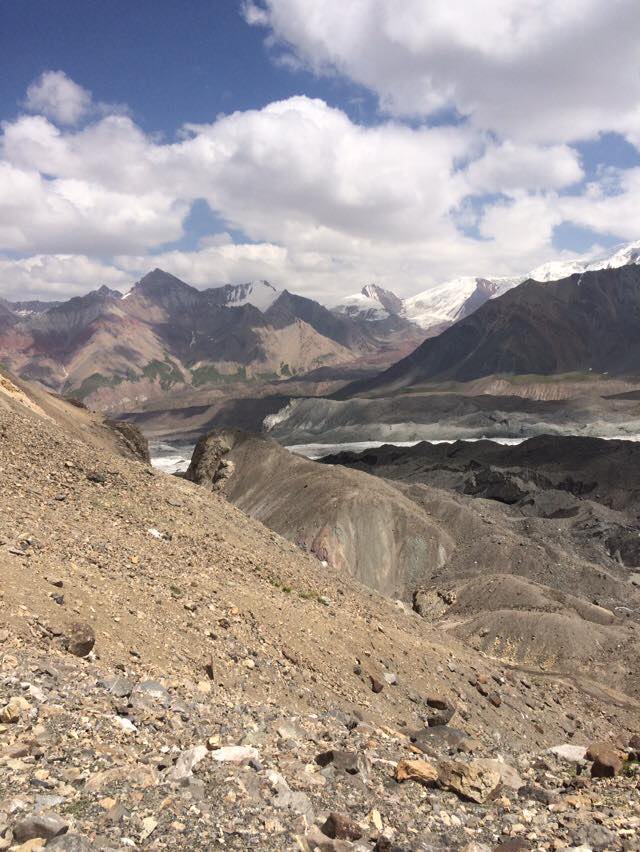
[142,356,184,390]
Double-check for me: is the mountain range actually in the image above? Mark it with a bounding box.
[2,239,639,413]
[334,239,640,333]
[0,268,424,409]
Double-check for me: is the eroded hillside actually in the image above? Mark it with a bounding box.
[0,384,639,850]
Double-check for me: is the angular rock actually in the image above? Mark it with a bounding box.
[424,694,455,727]
[209,745,259,764]
[547,743,587,764]
[13,813,68,843]
[321,812,363,841]
[168,745,208,781]
[474,758,523,791]
[395,758,438,786]
[437,759,502,804]
[63,622,95,657]
[586,741,626,777]
[0,696,30,723]
[316,749,365,775]
[267,771,314,826]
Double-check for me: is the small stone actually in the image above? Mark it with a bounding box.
[369,674,384,693]
[209,746,259,764]
[140,817,157,840]
[1,696,30,723]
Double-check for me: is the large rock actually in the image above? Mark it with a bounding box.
[548,743,587,764]
[63,622,95,657]
[437,759,502,804]
[586,741,626,777]
[424,694,456,727]
[13,813,68,843]
[474,758,523,792]
[320,812,363,841]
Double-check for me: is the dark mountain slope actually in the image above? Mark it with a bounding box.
[339,266,640,398]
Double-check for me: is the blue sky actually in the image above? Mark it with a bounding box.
[1,0,378,134]
[1,0,639,302]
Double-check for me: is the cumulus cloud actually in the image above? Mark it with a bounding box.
[0,254,130,301]
[1,62,639,303]
[24,71,92,126]
[244,0,640,146]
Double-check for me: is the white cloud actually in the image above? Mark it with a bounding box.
[1,67,639,304]
[466,141,583,193]
[245,0,640,145]
[24,71,92,126]
[0,254,130,301]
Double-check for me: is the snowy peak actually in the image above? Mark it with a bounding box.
[334,284,403,321]
[337,240,640,333]
[360,284,403,316]
[530,239,640,282]
[402,276,524,330]
[219,280,281,312]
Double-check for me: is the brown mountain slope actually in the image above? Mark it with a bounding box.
[1,381,640,848]
[0,269,424,411]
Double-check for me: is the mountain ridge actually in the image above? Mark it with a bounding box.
[0,268,423,409]
[338,265,640,398]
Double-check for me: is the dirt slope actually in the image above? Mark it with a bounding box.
[1,385,639,849]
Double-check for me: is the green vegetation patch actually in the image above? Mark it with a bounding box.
[71,370,136,400]
[142,356,184,390]
[190,364,248,387]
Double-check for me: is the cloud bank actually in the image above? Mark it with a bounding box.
[2,0,640,303]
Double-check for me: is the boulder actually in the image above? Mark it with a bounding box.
[548,743,587,764]
[63,622,95,657]
[437,759,502,804]
[424,694,456,727]
[474,758,523,792]
[586,741,626,777]
[13,813,68,843]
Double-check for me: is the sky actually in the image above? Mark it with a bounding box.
[1,0,640,304]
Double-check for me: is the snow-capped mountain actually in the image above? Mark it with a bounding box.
[335,240,640,332]
[218,280,281,312]
[529,239,640,282]
[402,276,524,329]
[334,284,402,320]
[334,277,523,329]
